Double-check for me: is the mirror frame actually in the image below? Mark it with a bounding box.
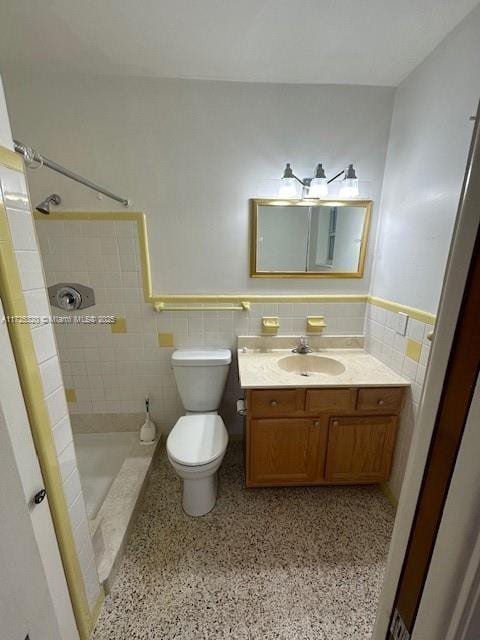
[250,198,372,279]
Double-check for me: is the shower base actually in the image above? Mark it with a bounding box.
[73,430,159,591]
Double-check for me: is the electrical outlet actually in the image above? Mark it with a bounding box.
[397,312,409,336]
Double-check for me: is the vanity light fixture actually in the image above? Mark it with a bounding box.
[279,163,299,198]
[339,164,359,197]
[308,164,329,198]
[278,162,360,198]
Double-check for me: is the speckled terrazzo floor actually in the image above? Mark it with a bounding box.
[93,441,395,640]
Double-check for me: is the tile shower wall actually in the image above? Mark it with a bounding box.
[35,217,366,435]
[1,168,101,611]
[364,302,433,499]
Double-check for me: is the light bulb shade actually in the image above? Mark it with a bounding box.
[278,177,298,198]
[314,163,326,179]
[308,177,328,198]
[339,178,359,197]
[282,163,294,179]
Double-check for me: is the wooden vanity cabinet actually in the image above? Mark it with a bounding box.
[245,387,404,488]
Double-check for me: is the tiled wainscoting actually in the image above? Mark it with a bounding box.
[364,303,433,499]
[34,214,436,500]
[35,216,366,435]
[0,165,101,611]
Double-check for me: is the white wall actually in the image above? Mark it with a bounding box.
[370,3,480,314]
[364,3,480,500]
[35,214,367,430]
[373,59,480,637]
[2,74,394,294]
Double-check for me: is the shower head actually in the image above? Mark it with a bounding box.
[36,193,61,215]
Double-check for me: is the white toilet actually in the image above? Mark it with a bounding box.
[166,349,231,516]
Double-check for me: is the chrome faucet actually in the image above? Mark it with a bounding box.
[292,336,313,354]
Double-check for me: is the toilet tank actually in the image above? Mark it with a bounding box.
[171,349,231,412]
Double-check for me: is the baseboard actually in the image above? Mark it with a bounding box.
[89,587,105,636]
[380,482,399,509]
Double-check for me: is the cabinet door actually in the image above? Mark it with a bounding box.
[248,418,323,485]
[325,415,397,483]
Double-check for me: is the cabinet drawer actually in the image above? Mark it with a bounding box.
[357,387,404,413]
[305,388,356,413]
[249,389,304,417]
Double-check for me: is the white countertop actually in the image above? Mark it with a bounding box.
[237,347,409,389]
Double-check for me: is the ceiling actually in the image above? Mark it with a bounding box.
[0,0,478,86]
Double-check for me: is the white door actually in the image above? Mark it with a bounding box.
[0,407,64,640]
[0,297,79,640]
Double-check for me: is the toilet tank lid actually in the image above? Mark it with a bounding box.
[171,349,231,367]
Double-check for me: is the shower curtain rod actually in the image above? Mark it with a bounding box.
[13,139,130,207]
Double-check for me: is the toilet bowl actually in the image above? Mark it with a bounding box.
[167,414,228,516]
[166,349,231,516]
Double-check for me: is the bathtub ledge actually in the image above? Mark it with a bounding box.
[92,435,160,592]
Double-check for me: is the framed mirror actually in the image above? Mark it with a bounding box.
[250,199,372,278]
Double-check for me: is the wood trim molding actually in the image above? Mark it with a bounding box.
[0,196,93,638]
[0,145,24,172]
[32,209,437,323]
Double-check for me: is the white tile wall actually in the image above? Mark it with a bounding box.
[364,302,433,499]
[1,165,101,610]
[35,217,367,435]
[34,215,438,500]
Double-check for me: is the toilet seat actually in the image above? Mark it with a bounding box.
[167,414,228,467]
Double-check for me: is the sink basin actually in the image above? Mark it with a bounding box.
[277,354,346,377]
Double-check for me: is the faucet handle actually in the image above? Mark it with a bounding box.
[292,336,312,353]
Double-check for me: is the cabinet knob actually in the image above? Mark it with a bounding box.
[377,399,386,406]
[333,420,339,427]
[313,420,320,427]
[269,400,278,407]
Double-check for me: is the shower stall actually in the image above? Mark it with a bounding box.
[13,141,159,590]
[33,209,159,590]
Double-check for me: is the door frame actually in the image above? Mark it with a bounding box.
[0,290,77,640]
[373,103,480,638]
[415,377,480,639]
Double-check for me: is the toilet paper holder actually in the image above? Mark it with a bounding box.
[236,399,247,416]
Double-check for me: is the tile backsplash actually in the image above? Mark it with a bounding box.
[364,303,432,411]
[364,302,433,498]
[35,215,435,499]
[35,217,366,434]
[1,167,100,611]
